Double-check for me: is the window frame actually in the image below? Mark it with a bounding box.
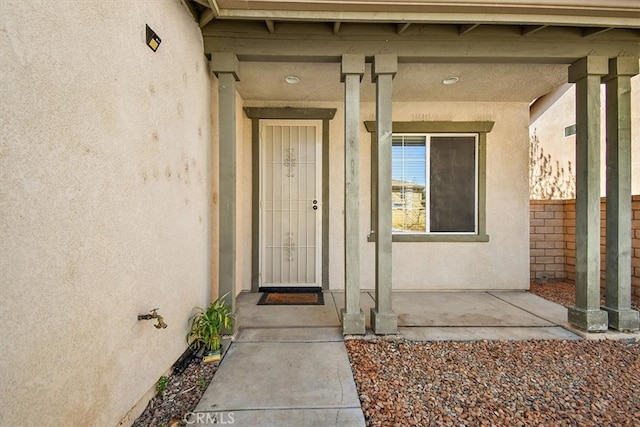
[392,132,479,235]
[365,121,493,243]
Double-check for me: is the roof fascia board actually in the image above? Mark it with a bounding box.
[216,0,638,10]
[215,10,640,29]
[207,0,220,17]
[213,0,640,28]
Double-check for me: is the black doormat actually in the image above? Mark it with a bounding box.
[258,289,324,306]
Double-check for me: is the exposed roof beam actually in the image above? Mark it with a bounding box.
[459,24,480,35]
[199,8,215,27]
[521,25,548,36]
[582,27,614,38]
[188,0,220,26]
[397,23,412,35]
[182,0,199,21]
[333,21,341,35]
[265,20,276,33]
[204,27,640,62]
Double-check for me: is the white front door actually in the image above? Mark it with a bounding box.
[259,120,322,288]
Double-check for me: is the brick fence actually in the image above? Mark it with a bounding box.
[530,196,640,299]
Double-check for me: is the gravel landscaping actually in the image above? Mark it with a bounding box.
[529,280,640,311]
[345,282,640,426]
[346,339,640,426]
[132,355,217,427]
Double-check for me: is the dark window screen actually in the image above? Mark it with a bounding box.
[429,136,476,232]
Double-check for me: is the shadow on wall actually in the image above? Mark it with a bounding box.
[529,131,576,200]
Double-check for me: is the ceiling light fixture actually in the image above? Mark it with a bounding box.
[285,75,300,84]
[442,76,459,85]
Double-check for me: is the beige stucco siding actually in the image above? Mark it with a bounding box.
[0,1,211,425]
[241,100,530,291]
[361,102,530,290]
[531,75,640,196]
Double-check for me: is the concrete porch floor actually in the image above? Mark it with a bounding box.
[236,290,580,340]
[194,291,580,426]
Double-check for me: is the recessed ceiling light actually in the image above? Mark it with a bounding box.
[285,75,300,84]
[442,76,459,85]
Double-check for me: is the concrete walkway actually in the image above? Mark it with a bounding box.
[194,291,580,426]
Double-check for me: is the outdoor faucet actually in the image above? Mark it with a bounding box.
[138,308,168,329]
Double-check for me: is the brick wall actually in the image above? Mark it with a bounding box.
[530,195,640,300]
[530,200,568,281]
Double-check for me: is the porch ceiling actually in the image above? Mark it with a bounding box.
[237,62,569,103]
[184,0,639,103]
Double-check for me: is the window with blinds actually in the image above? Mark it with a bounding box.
[392,134,478,234]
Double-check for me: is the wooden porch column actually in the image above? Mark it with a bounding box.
[371,54,398,335]
[602,57,639,331]
[567,56,609,332]
[211,53,240,321]
[341,54,366,334]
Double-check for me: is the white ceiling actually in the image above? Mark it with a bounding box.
[236,62,569,103]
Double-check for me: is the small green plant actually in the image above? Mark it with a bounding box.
[156,375,169,395]
[187,293,234,355]
[198,379,207,388]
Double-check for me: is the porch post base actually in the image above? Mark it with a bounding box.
[370,309,398,335]
[341,309,365,335]
[568,306,608,332]
[602,306,639,331]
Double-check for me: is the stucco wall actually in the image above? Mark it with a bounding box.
[0,1,211,425]
[531,75,640,196]
[361,102,531,290]
[241,100,530,291]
